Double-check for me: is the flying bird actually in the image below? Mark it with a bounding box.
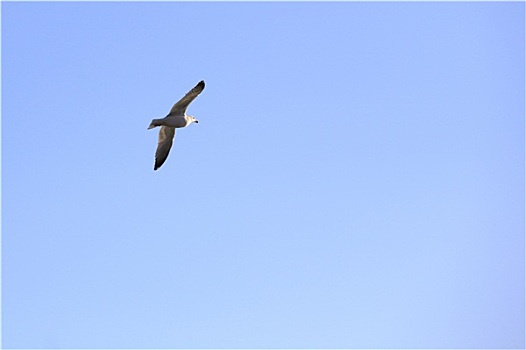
[148,80,205,170]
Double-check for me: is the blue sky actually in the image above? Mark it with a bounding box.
[1,1,524,349]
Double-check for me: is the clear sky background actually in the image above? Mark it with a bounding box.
[2,1,524,349]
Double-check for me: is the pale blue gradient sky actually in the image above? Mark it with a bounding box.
[2,1,524,349]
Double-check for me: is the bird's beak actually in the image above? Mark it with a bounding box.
[195,120,199,123]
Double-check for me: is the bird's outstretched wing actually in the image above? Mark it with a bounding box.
[168,80,205,116]
[154,126,176,170]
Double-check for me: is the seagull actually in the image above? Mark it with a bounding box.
[148,80,205,170]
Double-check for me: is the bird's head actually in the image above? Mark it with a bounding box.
[188,115,199,124]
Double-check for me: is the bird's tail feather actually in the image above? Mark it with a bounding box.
[148,119,161,130]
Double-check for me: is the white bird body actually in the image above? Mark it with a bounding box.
[148,80,205,170]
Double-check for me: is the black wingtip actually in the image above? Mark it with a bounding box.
[198,80,205,88]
